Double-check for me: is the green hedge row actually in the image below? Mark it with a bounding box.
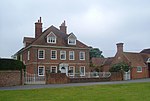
[0,59,25,70]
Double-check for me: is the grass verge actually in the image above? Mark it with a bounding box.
[0,82,150,101]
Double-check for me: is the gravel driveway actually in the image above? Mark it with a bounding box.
[0,78,150,90]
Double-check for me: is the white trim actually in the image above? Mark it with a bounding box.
[38,49,45,59]
[47,32,57,44]
[147,58,150,63]
[51,66,57,73]
[80,66,85,76]
[69,66,75,76]
[68,33,77,45]
[60,50,66,60]
[27,50,30,60]
[137,66,142,73]
[69,51,75,60]
[79,51,85,60]
[38,66,45,76]
[51,50,57,60]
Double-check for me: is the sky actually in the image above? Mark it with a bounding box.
[0,0,150,58]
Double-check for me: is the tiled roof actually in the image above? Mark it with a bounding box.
[123,52,147,67]
[91,57,114,66]
[31,25,89,48]
[23,37,34,43]
[140,48,150,54]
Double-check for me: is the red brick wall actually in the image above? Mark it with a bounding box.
[131,67,148,79]
[110,72,123,81]
[0,70,23,87]
[46,73,69,84]
[23,47,90,74]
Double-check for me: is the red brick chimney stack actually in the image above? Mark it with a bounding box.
[116,43,124,53]
[60,20,67,34]
[35,17,42,38]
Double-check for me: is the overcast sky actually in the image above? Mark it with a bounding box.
[0,0,150,58]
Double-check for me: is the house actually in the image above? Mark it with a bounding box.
[14,17,90,77]
[91,43,150,79]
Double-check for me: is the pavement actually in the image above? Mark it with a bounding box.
[0,78,150,90]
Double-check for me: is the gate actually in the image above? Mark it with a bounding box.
[24,72,45,84]
[123,71,131,80]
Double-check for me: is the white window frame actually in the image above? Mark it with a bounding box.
[38,66,45,76]
[69,66,75,76]
[80,66,85,76]
[38,49,45,59]
[51,50,57,60]
[60,51,66,60]
[47,32,56,44]
[137,66,142,72]
[79,51,85,60]
[69,51,75,60]
[27,50,30,60]
[51,66,57,73]
[68,38,76,45]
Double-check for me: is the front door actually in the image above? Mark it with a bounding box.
[59,63,68,76]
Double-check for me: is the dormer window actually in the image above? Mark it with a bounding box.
[47,32,56,44]
[147,58,150,63]
[68,33,77,45]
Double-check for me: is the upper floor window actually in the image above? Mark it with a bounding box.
[68,33,77,45]
[137,66,142,72]
[79,51,85,60]
[69,51,75,60]
[51,50,57,59]
[47,32,56,44]
[38,49,45,59]
[60,51,66,60]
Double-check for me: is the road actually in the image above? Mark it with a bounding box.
[0,78,150,90]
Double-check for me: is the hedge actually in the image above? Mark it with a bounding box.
[0,59,25,70]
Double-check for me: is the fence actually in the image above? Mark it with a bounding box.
[68,72,111,78]
[24,72,45,84]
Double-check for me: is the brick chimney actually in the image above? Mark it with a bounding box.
[60,20,67,34]
[116,43,124,53]
[35,17,42,38]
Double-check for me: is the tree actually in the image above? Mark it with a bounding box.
[89,48,104,59]
[109,62,130,72]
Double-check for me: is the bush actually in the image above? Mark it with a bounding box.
[109,62,130,72]
[0,59,25,71]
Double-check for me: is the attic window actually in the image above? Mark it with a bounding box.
[47,32,56,44]
[68,33,77,45]
[147,58,150,63]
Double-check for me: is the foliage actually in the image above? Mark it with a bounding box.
[0,82,150,101]
[109,62,130,72]
[0,59,25,70]
[89,48,104,59]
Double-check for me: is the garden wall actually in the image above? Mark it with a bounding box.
[0,70,24,87]
[110,72,123,81]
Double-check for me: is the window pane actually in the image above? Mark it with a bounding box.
[69,51,74,60]
[38,50,44,59]
[51,50,57,59]
[60,51,66,60]
[80,67,85,76]
[80,52,85,60]
[38,67,44,76]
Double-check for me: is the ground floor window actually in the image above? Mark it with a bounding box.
[80,66,85,76]
[38,66,45,76]
[69,66,75,76]
[137,66,142,72]
[51,66,57,73]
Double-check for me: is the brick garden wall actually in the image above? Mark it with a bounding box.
[46,73,70,84]
[0,70,24,87]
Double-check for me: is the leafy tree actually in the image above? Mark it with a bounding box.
[89,48,104,59]
[109,62,130,72]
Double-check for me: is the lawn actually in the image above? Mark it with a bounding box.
[0,82,150,101]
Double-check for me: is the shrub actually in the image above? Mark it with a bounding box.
[0,59,25,71]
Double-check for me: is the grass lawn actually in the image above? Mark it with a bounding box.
[0,82,150,101]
